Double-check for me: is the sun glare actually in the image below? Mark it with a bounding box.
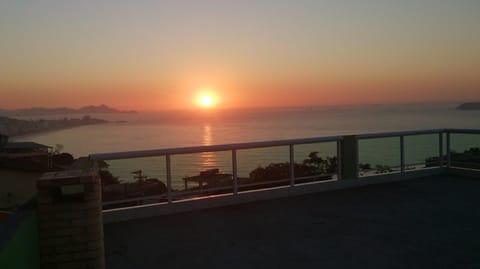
[196,91,218,109]
[200,95,213,107]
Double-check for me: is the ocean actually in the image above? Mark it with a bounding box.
[13,103,480,189]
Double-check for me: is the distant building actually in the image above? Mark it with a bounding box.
[0,141,53,171]
[1,142,51,154]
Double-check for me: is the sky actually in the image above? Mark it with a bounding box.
[1,0,479,110]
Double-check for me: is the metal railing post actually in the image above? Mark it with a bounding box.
[340,135,358,179]
[439,132,443,167]
[400,135,405,174]
[355,138,359,178]
[446,132,451,168]
[289,144,295,186]
[166,154,172,203]
[232,149,238,194]
[337,140,342,180]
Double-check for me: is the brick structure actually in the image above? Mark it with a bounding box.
[36,170,105,269]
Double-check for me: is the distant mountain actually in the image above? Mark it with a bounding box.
[0,105,136,116]
[77,105,136,114]
[456,102,480,110]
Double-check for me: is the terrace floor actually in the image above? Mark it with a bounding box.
[104,175,480,269]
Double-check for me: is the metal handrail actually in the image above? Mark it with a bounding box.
[446,128,480,134]
[89,129,478,161]
[89,135,343,161]
[356,128,480,139]
[356,129,445,139]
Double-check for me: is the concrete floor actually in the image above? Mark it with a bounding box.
[104,176,480,269]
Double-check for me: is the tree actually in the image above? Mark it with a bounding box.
[53,144,64,154]
[99,169,120,185]
[52,152,74,165]
[249,152,338,182]
[97,160,120,185]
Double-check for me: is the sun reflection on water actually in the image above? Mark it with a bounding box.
[201,124,217,169]
[203,125,212,146]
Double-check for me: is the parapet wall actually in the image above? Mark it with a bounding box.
[36,170,104,269]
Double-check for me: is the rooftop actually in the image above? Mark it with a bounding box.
[1,142,51,150]
[104,175,480,269]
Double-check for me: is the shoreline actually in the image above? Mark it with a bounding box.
[0,115,111,138]
[10,121,111,139]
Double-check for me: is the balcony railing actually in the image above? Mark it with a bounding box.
[90,135,342,206]
[89,128,480,210]
[356,128,480,176]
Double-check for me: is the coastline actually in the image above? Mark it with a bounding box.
[0,115,110,138]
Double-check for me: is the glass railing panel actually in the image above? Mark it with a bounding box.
[450,133,480,169]
[171,150,232,200]
[358,137,401,177]
[99,156,167,209]
[237,146,290,191]
[293,142,338,183]
[405,134,441,170]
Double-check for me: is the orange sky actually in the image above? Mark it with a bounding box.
[1,1,480,110]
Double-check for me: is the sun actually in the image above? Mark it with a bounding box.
[196,91,218,109]
[200,95,214,107]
